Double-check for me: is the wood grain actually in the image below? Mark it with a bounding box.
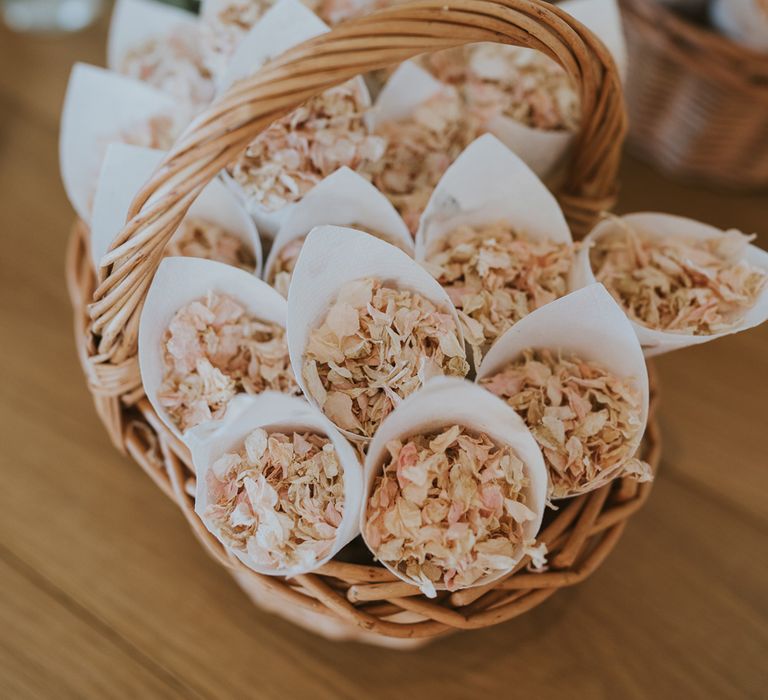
[0,8,766,699]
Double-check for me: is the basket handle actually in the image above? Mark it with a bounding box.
[88,0,626,378]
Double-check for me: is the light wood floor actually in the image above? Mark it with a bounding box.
[0,8,766,699]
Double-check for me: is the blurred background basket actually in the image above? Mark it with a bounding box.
[66,0,661,647]
[620,0,768,189]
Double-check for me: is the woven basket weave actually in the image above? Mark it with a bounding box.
[621,0,768,189]
[65,0,661,645]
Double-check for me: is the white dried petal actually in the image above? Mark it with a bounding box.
[324,391,364,434]
[245,427,269,465]
[621,457,653,483]
[212,452,241,479]
[303,359,327,407]
[524,540,548,571]
[504,498,536,523]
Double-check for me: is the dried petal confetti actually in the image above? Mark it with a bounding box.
[203,428,345,571]
[120,27,215,110]
[229,82,386,214]
[423,221,574,363]
[423,43,579,132]
[302,277,469,438]
[158,291,298,431]
[468,45,578,132]
[268,237,306,298]
[590,219,768,335]
[481,348,648,499]
[166,218,256,271]
[202,0,392,72]
[364,425,535,593]
[201,0,277,76]
[315,0,394,24]
[365,88,481,233]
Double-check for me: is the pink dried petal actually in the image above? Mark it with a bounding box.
[395,441,419,488]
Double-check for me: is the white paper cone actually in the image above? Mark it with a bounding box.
[561,0,628,81]
[416,133,572,259]
[198,0,259,77]
[59,63,180,222]
[107,0,198,72]
[360,376,548,596]
[572,213,768,356]
[368,60,446,131]
[710,0,768,52]
[264,166,414,289]
[217,0,329,93]
[286,226,465,441]
[187,392,364,577]
[90,143,262,274]
[476,283,649,496]
[138,257,289,441]
[485,117,573,180]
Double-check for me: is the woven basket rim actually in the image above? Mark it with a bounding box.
[69,0,663,641]
[621,0,768,189]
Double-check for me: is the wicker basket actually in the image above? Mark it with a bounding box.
[65,0,662,646]
[621,0,768,189]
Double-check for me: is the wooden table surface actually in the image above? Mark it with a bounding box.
[1,9,766,699]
